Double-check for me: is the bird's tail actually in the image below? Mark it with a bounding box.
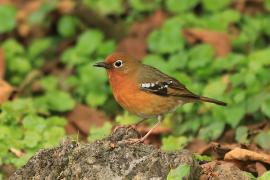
[199,96,227,106]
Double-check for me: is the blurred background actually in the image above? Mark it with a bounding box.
[0,0,270,178]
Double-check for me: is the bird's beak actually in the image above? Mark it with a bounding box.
[93,62,111,69]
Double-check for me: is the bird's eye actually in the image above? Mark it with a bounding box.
[114,60,123,68]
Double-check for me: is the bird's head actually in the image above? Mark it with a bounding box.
[94,52,140,76]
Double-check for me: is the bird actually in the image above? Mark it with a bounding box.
[94,52,227,143]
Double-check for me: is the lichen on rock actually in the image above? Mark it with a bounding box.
[10,127,201,180]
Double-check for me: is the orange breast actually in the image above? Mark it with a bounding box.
[108,72,179,118]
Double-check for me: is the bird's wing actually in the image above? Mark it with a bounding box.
[138,65,200,99]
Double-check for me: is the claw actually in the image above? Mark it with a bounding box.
[112,125,126,133]
[113,125,136,134]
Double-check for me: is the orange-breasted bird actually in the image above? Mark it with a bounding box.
[94,52,227,143]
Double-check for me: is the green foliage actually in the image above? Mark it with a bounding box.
[0,99,66,168]
[202,0,231,12]
[225,104,245,128]
[115,112,139,125]
[28,38,54,60]
[83,0,124,15]
[265,0,270,10]
[262,98,270,118]
[1,1,270,177]
[245,172,257,180]
[62,29,115,107]
[203,78,226,99]
[188,44,214,70]
[161,136,188,152]
[129,0,161,13]
[77,30,104,56]
[1,39,30,85]
[1,37,56,85]
[148,17,184,54]
[61,29,109,67]
[167,164,190,180]
[194,154,212,162]
[255,131,270,152]
[259,171,270,180]
[57,16,79,37]
[199,121,225,141]
[88,122,112,142]
[0,4,16,33]
[235,126,249,144]
[42,91,75,112]
[165,0,199,13]
[28,0,57,25]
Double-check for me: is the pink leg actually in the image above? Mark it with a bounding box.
[120,115,163,144]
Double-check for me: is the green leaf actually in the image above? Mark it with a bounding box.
[28,38,53,59]
[261,98,270,118]
[8,56,32,74]
[248,48,270,71]
[235,126,249,144]
[28,1,57,25]
[115,112,139,125]
[194,154,212,162]
[61,47,90,67]
[76,30,104,56]
[188,44,214,70]
[203,79,226,99]
[143,54,170,73]
[23,115,47,133]
[161,136,188,152]
[245,172,256,180]
[225,103,245,128]
[165,0,199,13]
[96,40,116,57]
[43,126,65,148]
[1,39,24,58]
[57,15,78,37]
[83,0,124,15]
[0,126,12,140]
[202,0,231,12]
[199,121,225,141]
[10,153,33,168]
[46,116,66,127]
[264,0,270,11]
[168,51,188,70]
[258,171,270,180]
[0,98,36,123]
[167,164,190,180]
[45,91,75,112]
[197,10,240,31]
[23,131,42,148]
[39,75,59,91]
[255,131,270,152]
[129,0,161,12]
[86,91,107,107]
[88,122,112,142]
[148,17,184,54]
[247,93,267,113]
[0,5,16,33]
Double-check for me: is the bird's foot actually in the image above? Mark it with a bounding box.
[113,125,136,134]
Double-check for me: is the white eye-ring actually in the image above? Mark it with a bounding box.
[113,59,123,68]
